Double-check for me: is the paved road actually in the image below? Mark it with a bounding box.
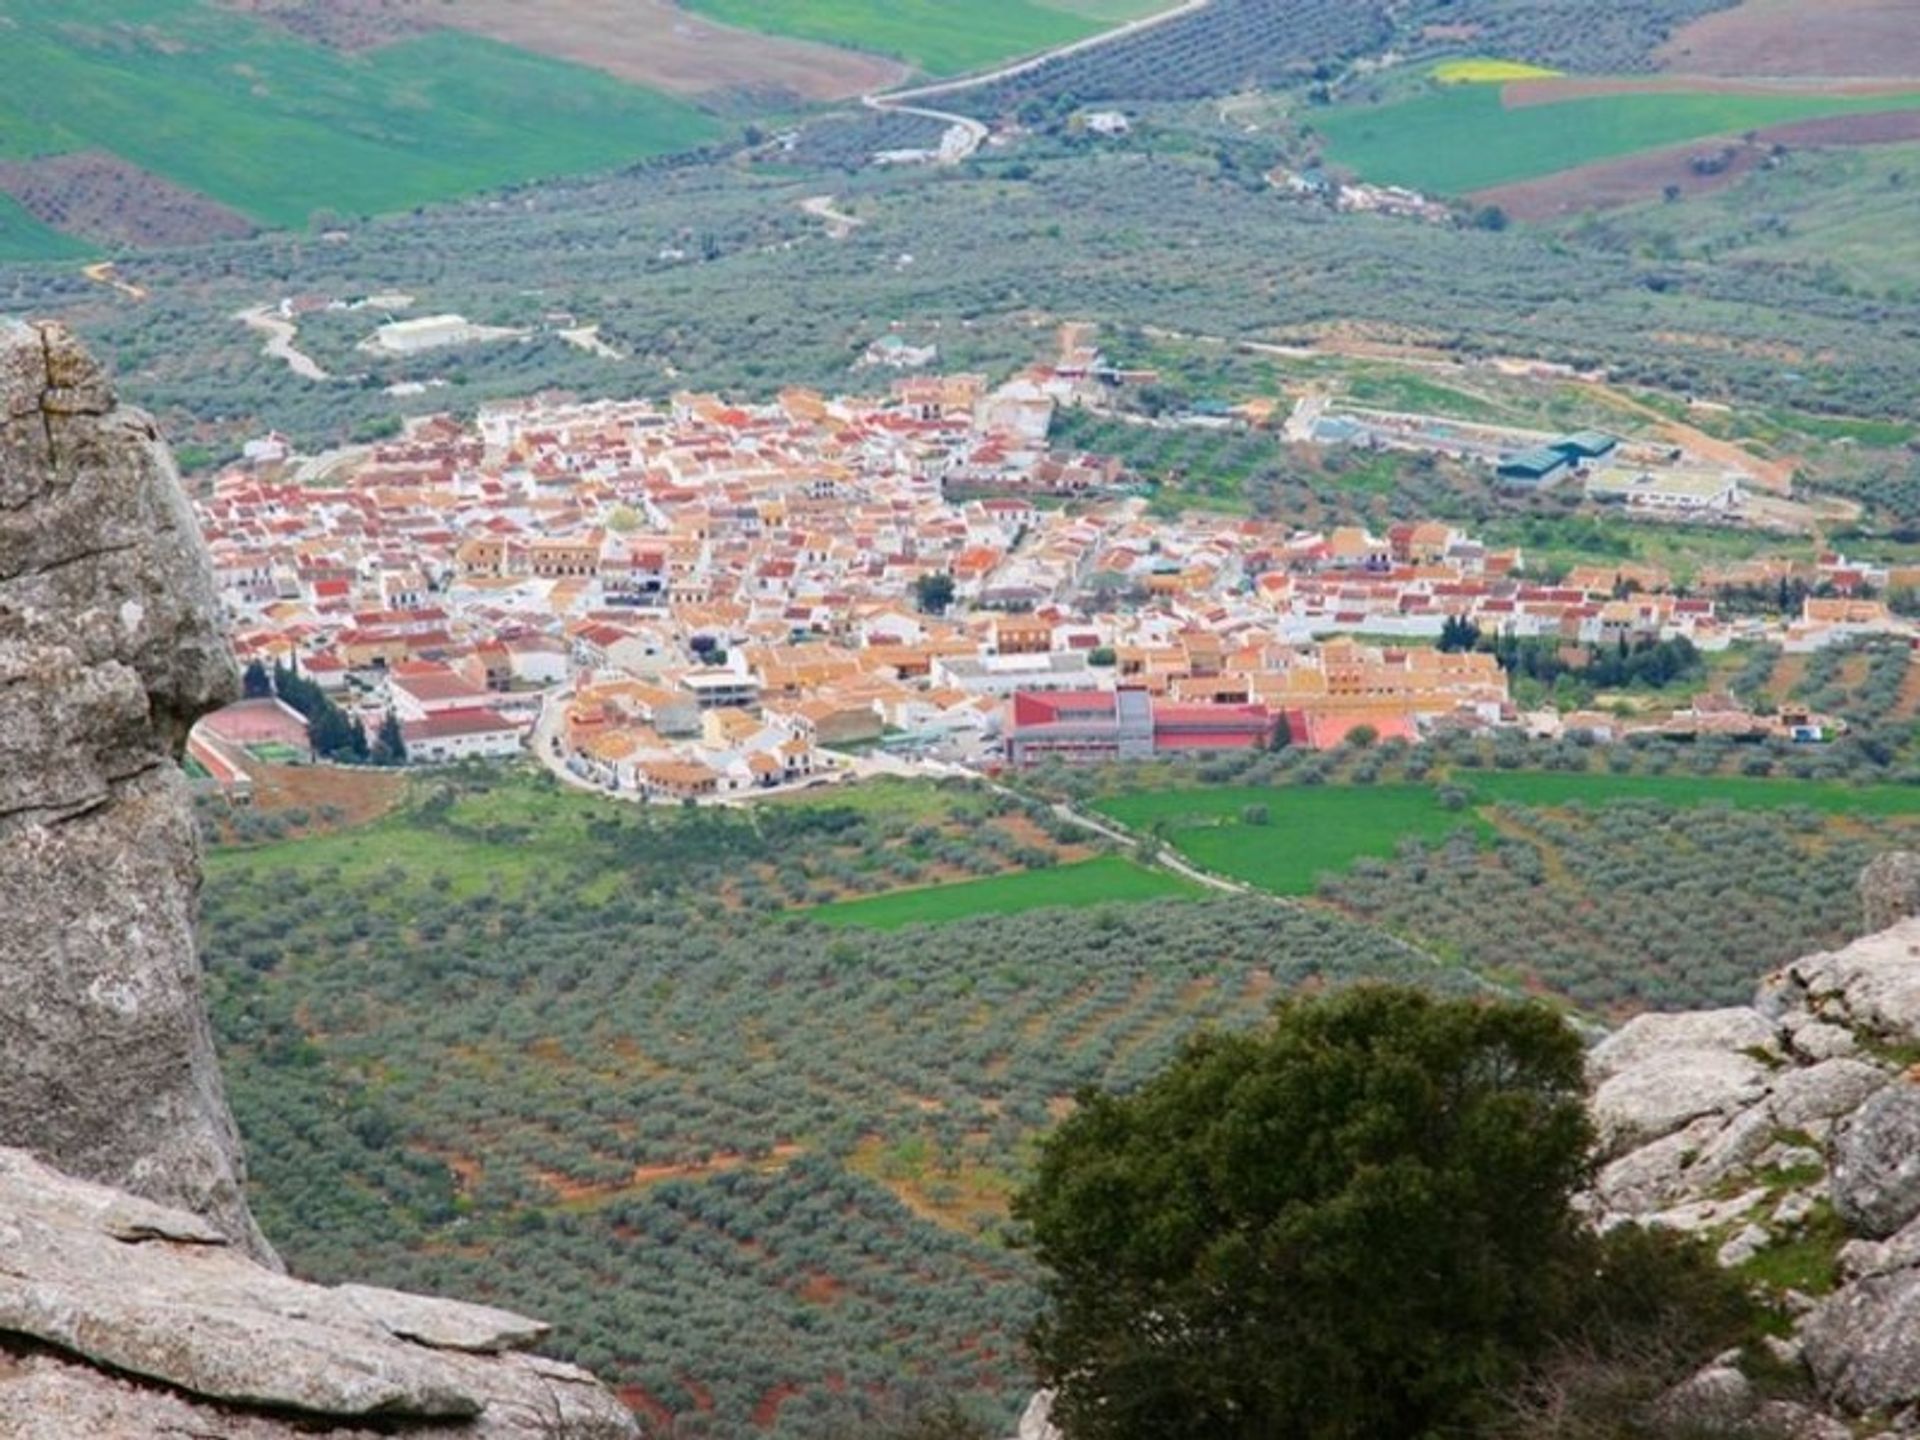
[861,0,1206,162]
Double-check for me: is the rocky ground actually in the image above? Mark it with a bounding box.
[1589,853,1920,1435]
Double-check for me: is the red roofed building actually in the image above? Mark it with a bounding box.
[1004,689,1276,766]
[400,708,523,763]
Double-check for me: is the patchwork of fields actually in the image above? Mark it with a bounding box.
[0,0,720,258]
[1316,79,1920,196]
[1094,772,1920,896]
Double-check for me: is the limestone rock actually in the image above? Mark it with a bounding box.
[1861,851,1920,934]
[1591,1049,1771,1157]
[0,1147,636,1438]
[1782,921,1920,1045]
[1654,1362,1755,1429]
[1831,1082,1920,1239]
[1801,1266,1920,1415]
[1767,1058,1888,1132]
[1587,1007,1778,1083]
[1012,1390,1062,1440]
[0,320,263,1260]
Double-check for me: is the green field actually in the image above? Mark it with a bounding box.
[1467,771,1920,816]
[682,0,1103,76]
[808,855,1200,928]
[1316,82,1920,194]
[0,0,719,240]
[1096,785,1488,895]
[1096,773,1920,896]
[0,194,92,263]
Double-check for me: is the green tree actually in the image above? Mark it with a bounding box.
[371,710,408,768]
[914,572,957,616]
[1440,615,1482,653]
[1016,987,1596,1440]
[242,658,273,699]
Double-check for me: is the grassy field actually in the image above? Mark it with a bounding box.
[0,194,92,263]
[1096,784,1489,895]
[808,854,1199,928]
[681,0,1104,76]
[1317,83,1920,194]
[1467,771,1920,816]
[0,0,719,235]
[1095,772,1920,896]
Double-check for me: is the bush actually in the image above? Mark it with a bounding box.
[1017,987,1598,1439]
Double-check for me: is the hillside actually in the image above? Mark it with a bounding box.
[197,716,1920,1436]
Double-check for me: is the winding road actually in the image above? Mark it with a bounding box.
[860,0,1208,162]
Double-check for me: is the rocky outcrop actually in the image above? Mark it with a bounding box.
[1832,1085,1920,1240]
[1861,852,1920,935]
[0,321,636,1438]
[0,1147,636,1438]
[0,319,265,1258]
[1589,867,1920,1433]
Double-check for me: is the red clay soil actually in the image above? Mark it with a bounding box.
[1657,0,1920,78]
[1474,111,1920,221]
[1764,110,1920,145]
[0,152,253,249]
[616,1385,676,1431]
[1502,74,1920,107]
[248,762,408,827]
[751,1381,803,1428]
[1472,139,1768,220]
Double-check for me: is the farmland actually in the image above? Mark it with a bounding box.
[1315,80,1920,196]
[0,194,92,263]
[1558,140,1920,294]
[201,750,1920,1436]
[807,855,1200,928]
[682,0,1108,78]
[0,0,719,255]
[1095,783,1489,894]
[202,767,1459,1437]
[1657,0,1920,78]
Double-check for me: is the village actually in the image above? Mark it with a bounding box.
[186,338,1913,804]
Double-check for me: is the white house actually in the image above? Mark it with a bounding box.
[401,708,523,763]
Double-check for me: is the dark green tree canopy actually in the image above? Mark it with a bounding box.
[1016,987,1597,1440]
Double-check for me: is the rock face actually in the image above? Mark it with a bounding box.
[0,322,636,1438]
[1860,851,1920,934]
[0,1147,636,1438]
[0,319,267,1259]
[1588,870,1920,1431]
[1832,1085,1920,1240]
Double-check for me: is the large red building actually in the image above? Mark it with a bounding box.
[1003,689,1278,766]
